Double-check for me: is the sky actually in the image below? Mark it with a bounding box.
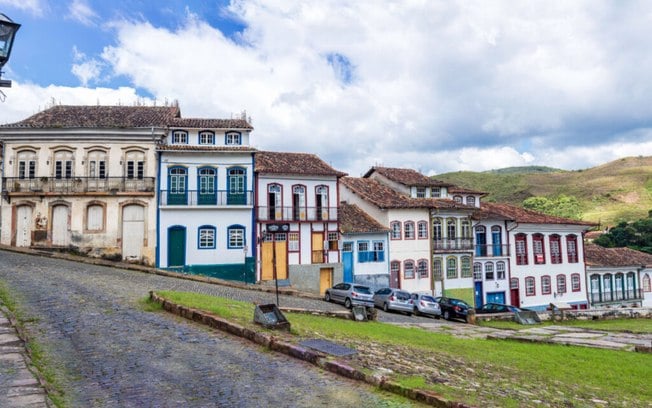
[1,0,652,177]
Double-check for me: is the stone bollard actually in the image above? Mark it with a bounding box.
[467,309,476,325]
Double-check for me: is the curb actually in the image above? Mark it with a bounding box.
[150,291,471,408]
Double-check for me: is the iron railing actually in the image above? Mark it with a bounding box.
[3,176,155,194]
[256,206,338,222]
[159,190,253,206]
[474,244,511,257]
[433,238,474,251]
[589,289,644,303]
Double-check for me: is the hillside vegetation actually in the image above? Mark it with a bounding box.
[435,156,652,226]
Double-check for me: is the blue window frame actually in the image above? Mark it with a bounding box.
[167,166,188,205]
[199,131,215,145]
[357,240,385,263]
[227,167,246,205]
[198,167,217,205]
[198,226,216,249]
[227,225,245,248]
[225,131,242,145]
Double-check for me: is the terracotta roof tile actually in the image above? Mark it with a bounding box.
[158,145,257,152]
[169,118,252,129]
[255,151,346,177]
[474,202,596,226]
[364,166,451,187]
[342,177,473,210]
[339,202,389,234]
[449,186,487,195]
[2,105,180,128]
[584,243,652,267]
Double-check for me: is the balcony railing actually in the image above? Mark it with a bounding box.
[474,244,511,257]
[589,289,644,304]
[159,190,253,206]
[433,238,474,251]
[3,176,155,194]
[256,206,338,222]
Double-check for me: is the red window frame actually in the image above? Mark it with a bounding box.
[404,221,415,240]
[390,221,401,240]
[549,234,562,264]
[417,221,428,239]
[571,273,581,292]
[533,233,545,264]
[403,260,415,279]
[566,235,578,263]
[541,275,551,295]
[525,276,536,296]
[515,233,528,265]
[417,259,429,278]
[556,274,567,294]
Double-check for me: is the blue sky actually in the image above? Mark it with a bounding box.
[1,0,652,176]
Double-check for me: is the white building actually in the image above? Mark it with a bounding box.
[584,243,652,308]
[156,117,256,282]
[339,202,390,291]
[0,105,175,264]
[254,151,345,294]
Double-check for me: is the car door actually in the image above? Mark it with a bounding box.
[374,288,390,307]
[333,283,349,302]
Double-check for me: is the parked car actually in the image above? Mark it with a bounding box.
[324,283,374,308]
[373,288,413,315]
[436,297,470,322]
[475,303,523,314]
[411,293,441,318]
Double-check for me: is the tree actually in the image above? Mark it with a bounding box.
[594,214,652,254]
[523,194,582,220]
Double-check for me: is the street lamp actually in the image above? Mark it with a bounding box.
[0,13,21,88]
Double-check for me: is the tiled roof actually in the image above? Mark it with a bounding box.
[341,177,473,210]
[584,243,652,267]
[364,166,451,187]
[475,202,596,226]
[339,202,389,234]
[158,145,257,152]
[2,105,180,128]
[449,186,487,195]
[169,118,252,129]
[255,151,347,177]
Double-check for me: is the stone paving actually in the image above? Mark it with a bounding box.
[0,250,423,407]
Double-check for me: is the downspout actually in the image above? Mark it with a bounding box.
[251,152,257,284]
[155,142,162,268]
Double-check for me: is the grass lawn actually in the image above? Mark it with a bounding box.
[153,291,652,407]
[478,317,652,334]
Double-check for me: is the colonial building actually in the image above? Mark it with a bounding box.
[156,116,256,282]
[339,202,390,291]
[0,105,176,264]
[584,243,652,308]
[477,203,595,311]
[254,151,345,294]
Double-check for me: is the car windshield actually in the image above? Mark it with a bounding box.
[395,291,410,300]
[353,286,372,294]
[421,295,436,302]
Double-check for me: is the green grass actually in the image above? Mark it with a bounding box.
[0,281,66,407]
[154,291,652,407]
[478,318,652,333]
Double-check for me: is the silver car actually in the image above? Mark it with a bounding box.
[324,283,374,308]
[373,288,414,315]
[411,293,441,318]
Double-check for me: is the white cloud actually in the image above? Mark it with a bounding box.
[4,1,652,177]
[0,0,44,16]
[67,0,98,26]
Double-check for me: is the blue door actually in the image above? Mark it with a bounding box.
[474,281,483,308]
[475,227,486,256]
[343,242,353,283]
[198,167,217,205]
[486,291,505,304]
[492,227,502,256]
[227,167,246,205]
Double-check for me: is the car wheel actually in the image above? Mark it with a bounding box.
[383,303,389,312]
[324,292,331,302]
[435,314,441,320]
[344,298,352,309]
[443,310,450,320]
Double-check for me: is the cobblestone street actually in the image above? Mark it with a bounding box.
[0,250,420,407]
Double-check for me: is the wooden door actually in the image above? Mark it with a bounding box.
[311,232,324,263]
[320,268,333,295]
[122,205,145,261]
[261,240,288,280]
[51,205,70,246]
[16,205,32,247]
[167,226,186,267]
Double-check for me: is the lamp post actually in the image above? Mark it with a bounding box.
[0,13,21,88]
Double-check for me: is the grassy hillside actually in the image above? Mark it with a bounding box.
[435,156,652,226]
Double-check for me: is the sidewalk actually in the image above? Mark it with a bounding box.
[0,303,50,407]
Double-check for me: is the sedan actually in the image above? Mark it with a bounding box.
[437,297,470,322]
[373,288,413,315]
[324,283,374,308]
[411,293,441,318]
[475,303,522,314]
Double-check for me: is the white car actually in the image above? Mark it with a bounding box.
[324,283,374,308]
[411,293,441,318]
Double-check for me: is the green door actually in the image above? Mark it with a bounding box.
[168,167,188,205]
[227,167,246,205]
[167,226,186,267]
[198,167,217,205]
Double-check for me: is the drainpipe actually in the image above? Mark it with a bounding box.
[155,148,161,268]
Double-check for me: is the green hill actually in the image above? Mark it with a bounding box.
[434,156,652,227]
